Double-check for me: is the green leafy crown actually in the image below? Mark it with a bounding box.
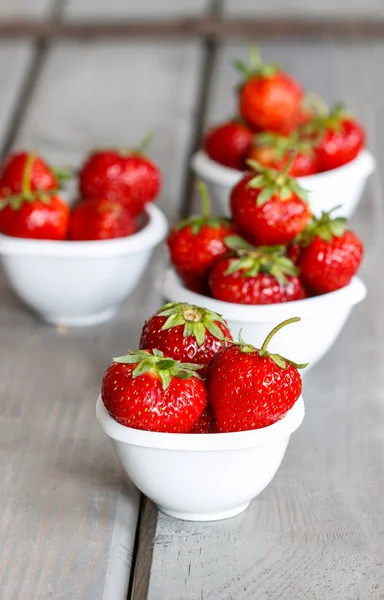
[254,131,315,161]
[233,45,280,80]
[156,302,228,347]
[245,156,308,205]
[295,206,347,247]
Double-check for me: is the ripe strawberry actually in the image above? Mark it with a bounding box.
[189,405,216,433]
[140,302,233,378]
[209,237,305,304]
[167,182,237,293]
[0,151,72,195]
[247,132,318,177]
[302,103,365,171]
[101,349,206,433]
[207,318,306,432]
[68,197,137,241]
[79,137,161,217]
[0,153,69,240]
[203,120,253,170]
[235,47,302,135]
[297,209,363,294]
[230,159,311,246]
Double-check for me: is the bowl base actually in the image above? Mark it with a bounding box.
[41,308,117,328]
[158,502,250,522]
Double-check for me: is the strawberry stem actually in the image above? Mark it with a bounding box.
[280,150,297,178]
[197,181,211,219]
[260,317,301,355]
[22,151,37,199]
[138,131,154,154]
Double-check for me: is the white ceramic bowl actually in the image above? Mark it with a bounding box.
[0,204,167,327]
[157,268,367,373]
[96,394,305,522]
[191,149,375,218]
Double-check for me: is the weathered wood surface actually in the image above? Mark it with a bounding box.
[0,0,52,19]
[0,39,203,599]
[223,0,384,17]
[64,0,210,21]
[146,42,384,599]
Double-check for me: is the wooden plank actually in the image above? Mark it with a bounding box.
[146,41,384,599]
[0,0,52,19]
[0,40,203,599]
[64,0,209,21]
[224,0,384,17]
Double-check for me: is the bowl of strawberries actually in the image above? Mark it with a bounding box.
[157,179,366,373]
[97,302,305,521]
[0,146,167,326]
[192,47,375,219]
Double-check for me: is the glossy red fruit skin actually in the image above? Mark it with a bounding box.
[239,73,303,135]
[79,151,161,217]
[315,118,365,172]
[286,242,302,264]
[101,360,207,433]
[203,121,253,170]
[167,220,237,293]
[0,152,58,195]
[230,174,311,246]
[189,405,217,433]
[140,315,232,378]
[0,195,69,240]
[68,197,137,241]
[207,345,302,432]
[297,231,363,295]
[247,145,318,177]
[209,257,305,304]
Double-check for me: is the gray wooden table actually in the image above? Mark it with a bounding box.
[0,1,383,599]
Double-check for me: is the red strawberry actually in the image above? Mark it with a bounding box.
[79,137,161,217]
[0,151,58,195]
[302,103,365,171]
[235,48,302,135]
[189,405,216,433]
[247,132,318,177]
[0,153,69,240]
[140,302,233,378]
[68,197,137,241]
[167,182,237,293]
[207,318,306,432]
[209,237,305,305]
[101,349,206,433]
[230,159,312,246]
[297,209,363,294]
[203,121,253,170]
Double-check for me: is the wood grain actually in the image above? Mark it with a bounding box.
[146,42,384,600]
[0,40,203,599]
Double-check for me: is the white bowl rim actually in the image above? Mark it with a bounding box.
[191,148,376,189]
[0,203,168,258]
[96,394,305,451]
[156,268,367,322]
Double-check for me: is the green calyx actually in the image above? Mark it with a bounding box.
[157,301,227,347]
[174,181,230,234]
[255,131,315,161]
[295,206,347,247]
[223,235,299,285]
[51,164,77,182]
[113,348,203,390]
[245,156,308,205]
[301,91,329,118]
[230,318,308,369]
[0,151,57,211]
[234,45,279,80]
[300,102,351,137]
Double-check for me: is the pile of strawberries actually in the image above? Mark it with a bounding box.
[102,301,306,434]
[0,142,161,241]
[167,172,363,303]
[203,47,365,176]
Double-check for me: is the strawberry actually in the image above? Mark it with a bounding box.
[297,209,363,294]
[302,103,365,171]
[189,405,216,433]
[207,318,307,432]
[140,302,233,378]
[101,349,206,433]
[235,47,303,135]
[247,132,318,177]
[230,159,311,246]
[0,153,69,240]
[0,151,72,195]
[203,120,253,170]
[68,197,137,241]
[209,237,305,304]
[167,182,237,293]
[79,136,161,217]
